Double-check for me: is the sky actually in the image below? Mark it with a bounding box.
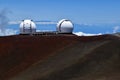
[0,0,120,36]
[0,0,120,24]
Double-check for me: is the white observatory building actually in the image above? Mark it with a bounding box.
[57,19,74,33]
[19,19,74,35]
[20,19,36,34]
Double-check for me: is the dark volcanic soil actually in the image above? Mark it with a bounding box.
[0,34,120,80]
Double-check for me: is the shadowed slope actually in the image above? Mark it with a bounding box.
[35,40,120,80]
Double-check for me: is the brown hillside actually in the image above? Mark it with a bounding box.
[0,34,119,80]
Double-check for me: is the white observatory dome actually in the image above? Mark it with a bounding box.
[20,19,36,34]
[57,19,73,33]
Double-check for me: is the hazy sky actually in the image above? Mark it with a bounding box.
[0,0,120,24]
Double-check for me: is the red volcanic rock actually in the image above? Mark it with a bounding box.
[0,34,78,79]
[0,34,119,80]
